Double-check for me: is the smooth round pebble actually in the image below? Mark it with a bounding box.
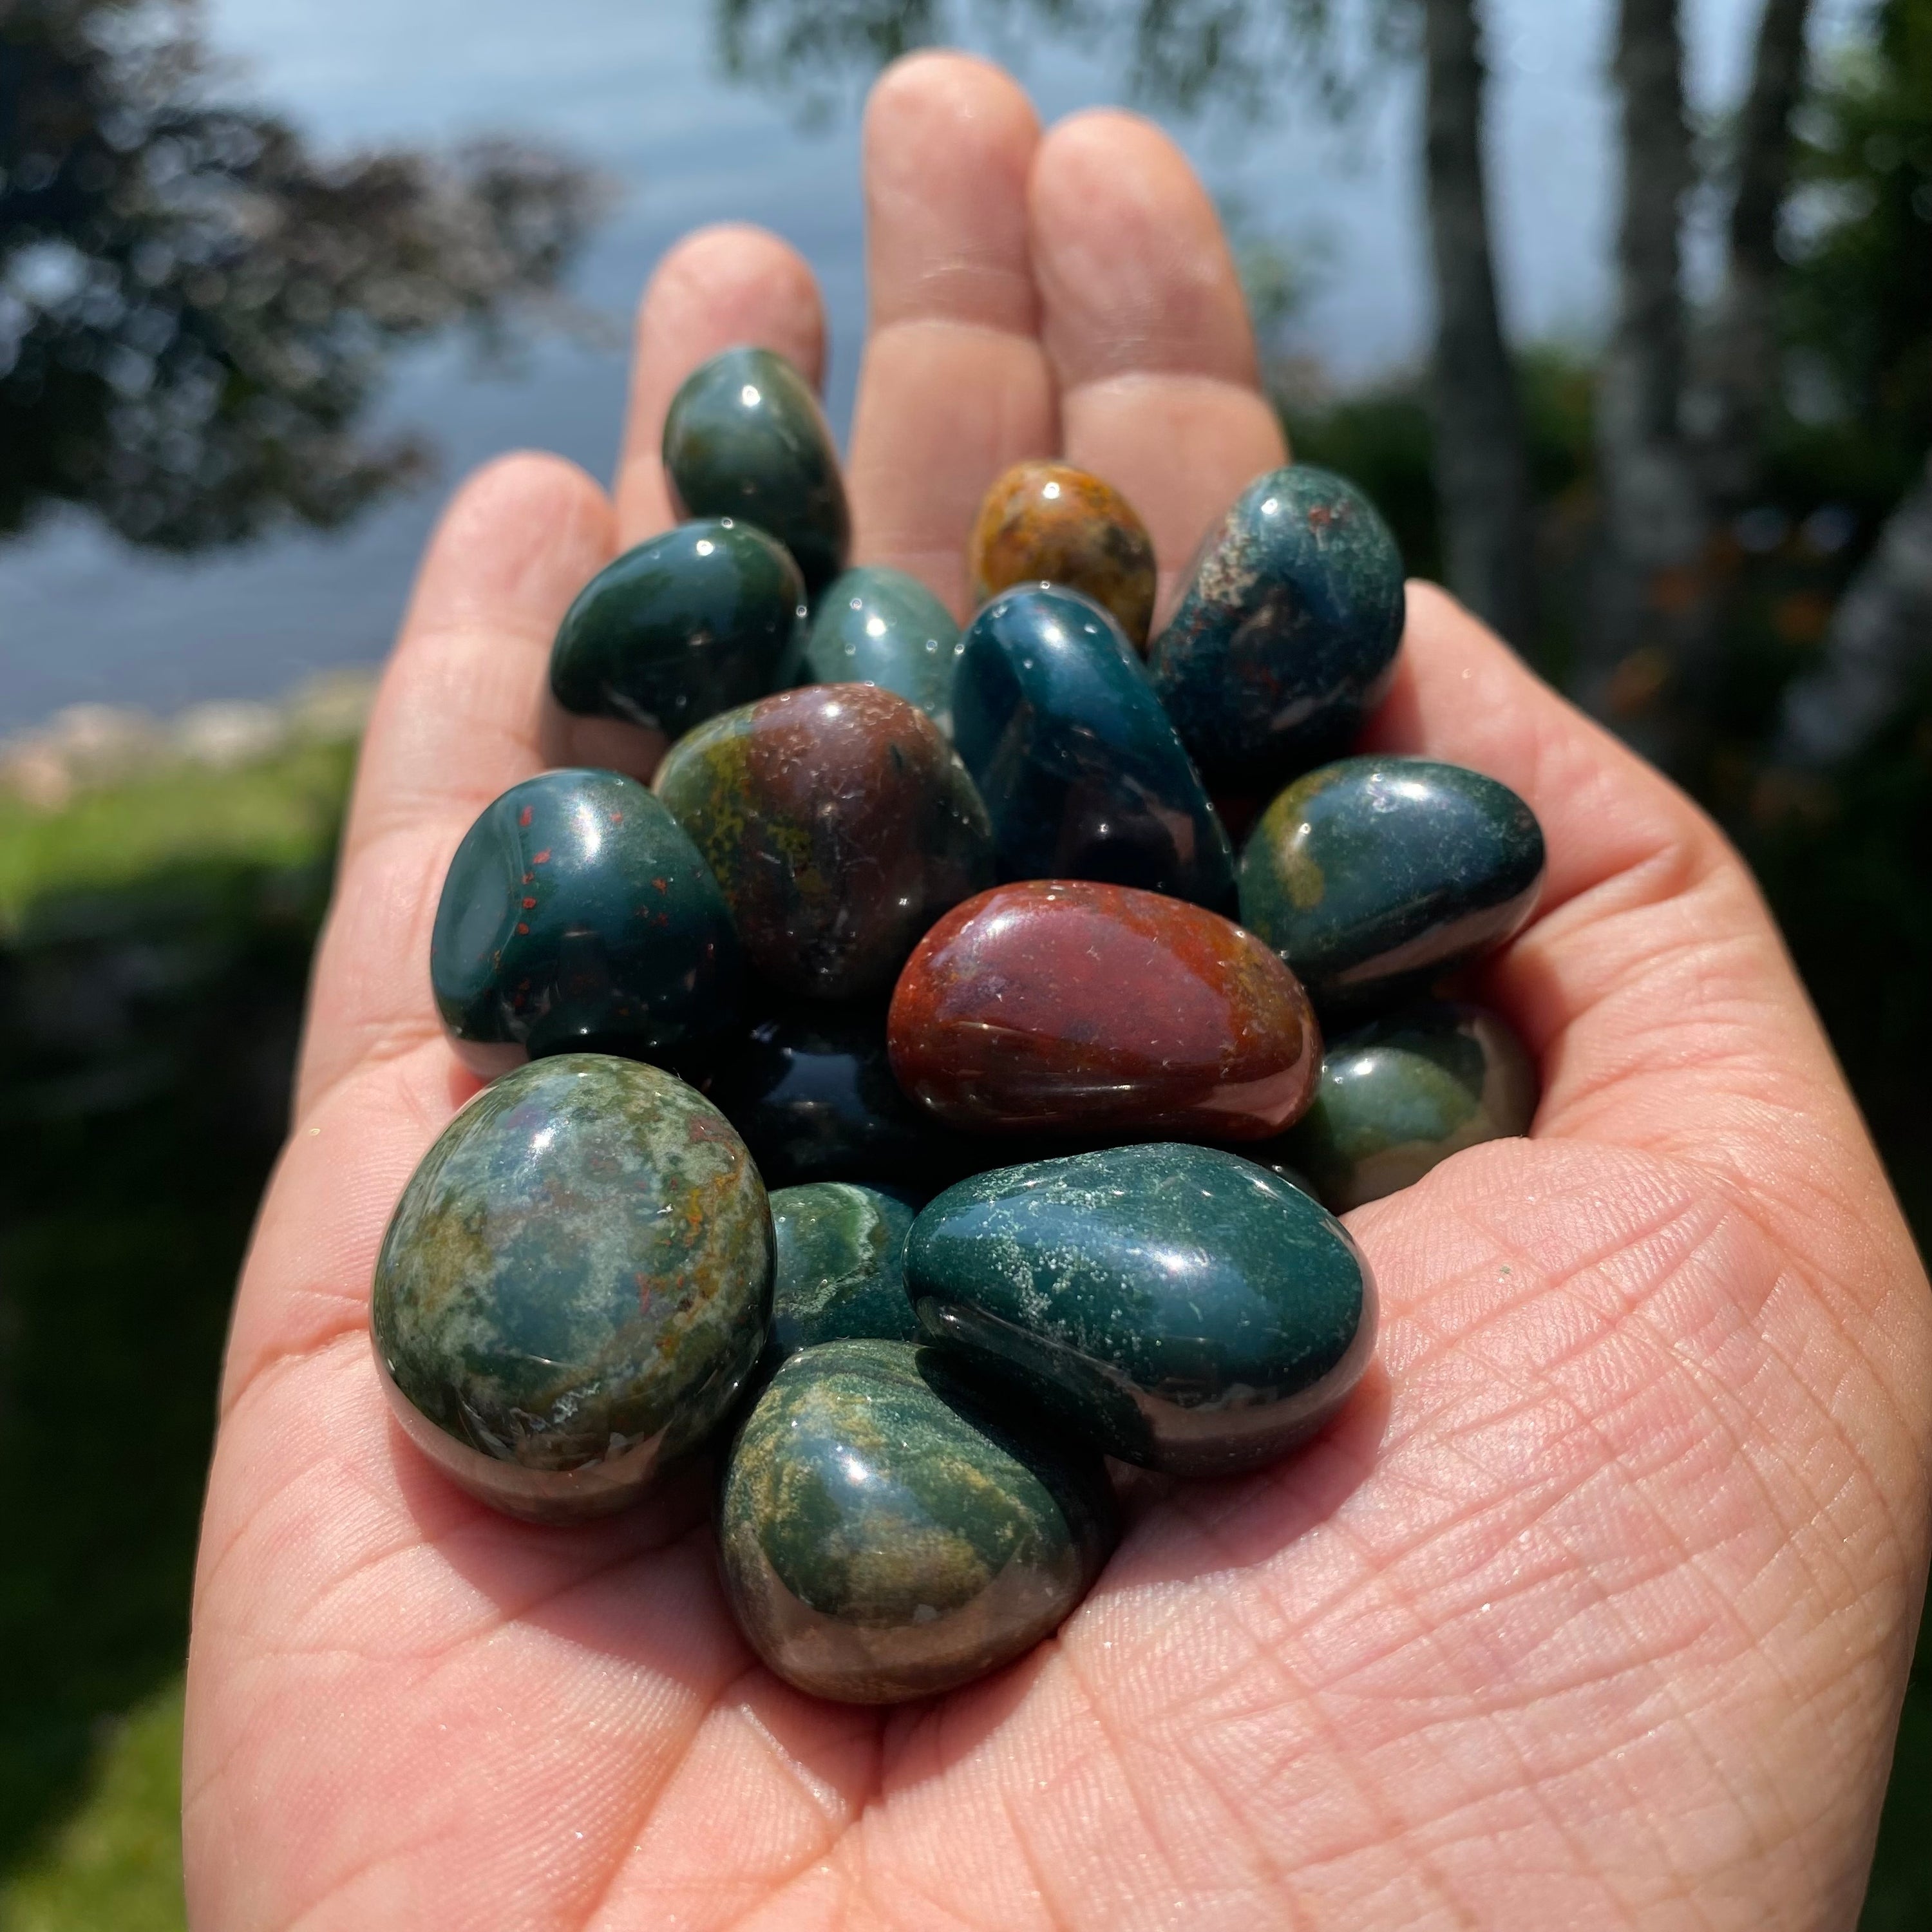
[784,565,965,730]
[762,1182,920,1378]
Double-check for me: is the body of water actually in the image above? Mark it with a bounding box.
[0,0,1815,733]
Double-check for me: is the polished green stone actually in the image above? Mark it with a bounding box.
[1238,755,1546,1014]
[907,1142,1376,1475]
[1150,466,1406,791]
[430,768,740,1077]
[1283,1001,1537,1209]
[654,683,994,999]
[762,1183,920,1378]
[782,565,965,730]
[717,1338,1116,1703]
[549,518,805,737]
[663,346,849,592]
[371,1055,772,1522]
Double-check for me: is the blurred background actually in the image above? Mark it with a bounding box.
[1,0,1927,1922]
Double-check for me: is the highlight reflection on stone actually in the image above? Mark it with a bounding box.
[761,1182,920,1379]
[784,565,965,730]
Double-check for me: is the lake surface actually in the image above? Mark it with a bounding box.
[0,0,1801,733]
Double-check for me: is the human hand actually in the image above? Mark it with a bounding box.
[183,52,1932,1930]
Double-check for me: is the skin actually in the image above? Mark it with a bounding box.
[184,53,1932,1932]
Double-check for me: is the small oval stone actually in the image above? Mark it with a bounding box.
[717,1338,1117,1703]
[952,584,1236,913]
[1238,755,1546,1012]
[889,880,1321,1141]
[907,1143,1376,1475]
[1282,1001,1538,1210]
[968,460,1158,650]
[783,565,965,730]
[654,683,995,1000]
[430,769,741,1078]
[1150,466,1405,789]
[663,346,849,591]
[706,1001,983,1191]
[372,1056,773,1522]
[549,518,805,737]
[761,1182,920,1379]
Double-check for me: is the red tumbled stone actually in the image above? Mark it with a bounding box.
[887,880,1322,1141]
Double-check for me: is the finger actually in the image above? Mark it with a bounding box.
[846,51,1056,617]
[296,452,615,1119]
[1028,110,1287,616]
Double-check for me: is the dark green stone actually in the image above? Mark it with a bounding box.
[1150,466,1405,790]
[907,1142,1376,1476]
[952,584,1236,913]
[371,1055,772,1522]
[1282,1001,1537,1210]
[430,768,741,1077]
[549,518,805,737]
[717,1339,1116,1703]
[782,565,965,730]
[762,1183,920,1378]
[663,346,849,592]
[1238,755,1546,1013]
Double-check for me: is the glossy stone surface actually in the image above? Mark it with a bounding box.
[968,460,1158,650]
[718,1338,1116,1702]
[1238,755,1546,1012]
[372,1056,772,1521]
[907,1143,1376,1475]
[1150,466,1406,789]
[952,585,1236,913]
[761,1184,920,1379]
[549,518,805,737]
[706,1001,980,1189]
[1282,1001,1537,1210]
[782,566,965,731]
[654,684,994,999]
[431,769,740,1077]
[662,346,849,591]
[889,880,1321,1141]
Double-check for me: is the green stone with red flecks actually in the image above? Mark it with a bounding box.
[431,768,741,1078]
[371,1054,773,1523]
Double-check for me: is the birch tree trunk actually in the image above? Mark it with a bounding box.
[1421,0,1537,649]
[1689,0,1815,506]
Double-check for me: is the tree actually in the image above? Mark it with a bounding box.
[0,0,604,549]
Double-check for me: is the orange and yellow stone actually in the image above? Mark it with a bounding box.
[967,460,1159,650]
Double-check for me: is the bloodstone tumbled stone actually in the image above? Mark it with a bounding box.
[1282,1001,1538,1210]
[662,346,849,592]
[908,1143,1376,1476]
[952,585,1236,913]
[1150,466,1405,790]
[1238,755,1546,1013]
[760,1183,920,1379]
[968,460,1158,650]
[654,683,994,1000]
[717,1338,1117,1703]
[783,565,965,730]
[372,1056,773,1522]
[430,769,740,1077]
[706,1001,978,1190]
[549,518,804,737]
[889,880,1321,1142]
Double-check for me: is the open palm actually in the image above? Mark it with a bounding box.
[184,53,1932,1930]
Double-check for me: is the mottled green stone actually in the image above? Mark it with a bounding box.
[1238,755,1546,1014]
[907,1142,1376,1475]
[549,518,805,737]
[782,566,965,730]
[717,1338,1116,1703]
[762,1183,920,1378]
[430,768,741,1077]
[663,346,849,592]
[1282,1001,1537,1210]
[1150,466,1406,790]
[371,1055,773,1521]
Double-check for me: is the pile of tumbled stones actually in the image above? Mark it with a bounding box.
[371,345,1546,1704]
